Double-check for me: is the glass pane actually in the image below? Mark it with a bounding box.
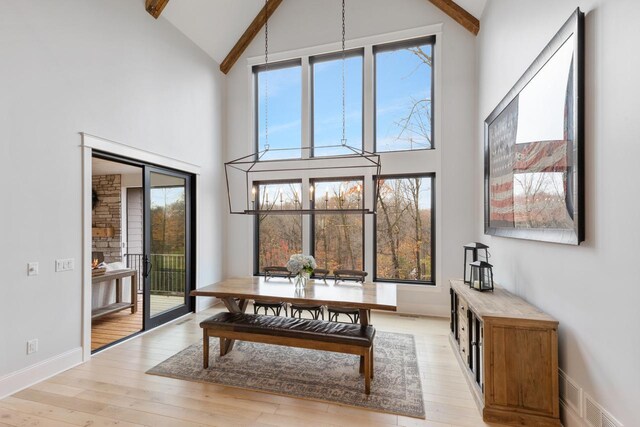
[376,176,432,282]
[376,42,433,152]
[312,179,363,210]
[257,64,302,160]
[149,173,186,316]
[257,182,302,272]
[312,179,364,272]
[313,54,363,156]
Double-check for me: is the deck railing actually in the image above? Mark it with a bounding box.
[124,253,185,296]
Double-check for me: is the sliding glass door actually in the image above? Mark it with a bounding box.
[143,166,194,329]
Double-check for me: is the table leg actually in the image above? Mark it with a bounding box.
[116,278,122,303]
[359,309,369,326]
[131,274,137,314]
[359,309,371,375]
[220,297,248,356]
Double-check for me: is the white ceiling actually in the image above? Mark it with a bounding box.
[92,158,142,176]
[162,0,486,64]
[163,0,265,63]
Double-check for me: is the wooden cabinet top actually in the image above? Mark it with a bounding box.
[92,269,137,284]
[450,279,557,325]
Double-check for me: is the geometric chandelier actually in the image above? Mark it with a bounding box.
[224,144,381,215]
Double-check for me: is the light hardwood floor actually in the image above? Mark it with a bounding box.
[2,303,506,427]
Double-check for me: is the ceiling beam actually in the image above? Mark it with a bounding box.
[220,0,284,75]
[427,0,480,35]
[145,0,171,19]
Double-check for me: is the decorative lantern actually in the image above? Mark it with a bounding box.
[469,260,494,292]
[463,242,489,284]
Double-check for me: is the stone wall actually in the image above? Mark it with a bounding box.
[92,174,122,263]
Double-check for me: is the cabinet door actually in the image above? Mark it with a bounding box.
[485,322,558,417]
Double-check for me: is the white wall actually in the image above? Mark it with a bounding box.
[477,0,640,424]
[0,0,224,393]
[224,0,477,316]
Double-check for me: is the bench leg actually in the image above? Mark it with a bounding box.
[364,350,371,394]
[220,297,249,355]
[370,345,374,379]
[203,329,209,369]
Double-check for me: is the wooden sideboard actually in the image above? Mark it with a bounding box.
[449,279,560,426]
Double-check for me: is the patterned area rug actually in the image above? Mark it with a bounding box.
[147,331,425,418]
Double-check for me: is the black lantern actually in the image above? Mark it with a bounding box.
[469,260,494,292]
[463,242,489,284]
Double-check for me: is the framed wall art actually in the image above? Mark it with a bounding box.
[484,8,585,245]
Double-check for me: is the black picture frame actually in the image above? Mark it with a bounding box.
[484,8,585,245]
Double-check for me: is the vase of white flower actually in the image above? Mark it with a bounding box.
[286,254,316,289]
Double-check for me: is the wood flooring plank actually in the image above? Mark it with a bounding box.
[0,397,143,427]
[0,405,78,427]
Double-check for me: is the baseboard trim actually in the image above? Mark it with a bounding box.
[196,296,219,312]
[0,347,83,399]
[397,302,449,317]
[560,400,584,427]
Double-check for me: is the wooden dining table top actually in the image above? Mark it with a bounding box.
[191,276,397,311]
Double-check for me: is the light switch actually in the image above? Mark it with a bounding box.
[27,262,39,276]
[56,258,74,272]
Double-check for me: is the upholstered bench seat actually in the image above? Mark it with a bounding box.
[200,312,376,393]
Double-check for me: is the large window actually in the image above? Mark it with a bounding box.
[255,61,302,160]
[375,175,434,283]
[375,37,434,152]
[255,181,302,273]
[311,178,364,273]
[312,50,363,157]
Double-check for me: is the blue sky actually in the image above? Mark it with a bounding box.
[256,43,432,159]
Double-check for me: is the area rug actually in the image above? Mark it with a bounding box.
[147,331,425,418]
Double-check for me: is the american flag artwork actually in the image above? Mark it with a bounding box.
[487,35,576,231]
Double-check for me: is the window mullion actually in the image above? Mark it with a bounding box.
[363,45,374,154]
[301,56,311,159]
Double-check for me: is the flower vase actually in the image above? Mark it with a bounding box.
[295,272,310,289]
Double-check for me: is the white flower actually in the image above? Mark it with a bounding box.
[286,254,316,275]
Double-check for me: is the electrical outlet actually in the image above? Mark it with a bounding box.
[27,339,38,354]
[27,262,39,276]
[55,258,74,272]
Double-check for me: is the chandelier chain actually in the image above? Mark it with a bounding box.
[264,0,269,149]
[341,0,346,144]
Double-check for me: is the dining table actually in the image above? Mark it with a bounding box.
[190,276,397,354]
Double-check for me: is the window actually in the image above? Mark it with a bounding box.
[255,181,302,273]
[311,178,364,272]
[375,37,434,152]
[255,60,302,160]
[375,174,434,283]
[311,50,363,157]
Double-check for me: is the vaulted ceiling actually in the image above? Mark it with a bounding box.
[158,0,486,69]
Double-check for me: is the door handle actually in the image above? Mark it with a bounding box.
[143,255,153,278]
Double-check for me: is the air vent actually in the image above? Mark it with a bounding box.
[584,393,623,427]
[559,369,582,416]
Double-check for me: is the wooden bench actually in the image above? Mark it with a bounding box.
[200,312,376,394]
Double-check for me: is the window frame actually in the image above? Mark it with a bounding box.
[373,173,436,285]
[253,59,304,161]
[310,176,366,277]
[373,35,436,153]
[253,178,303,276]
[310,48,365,158]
